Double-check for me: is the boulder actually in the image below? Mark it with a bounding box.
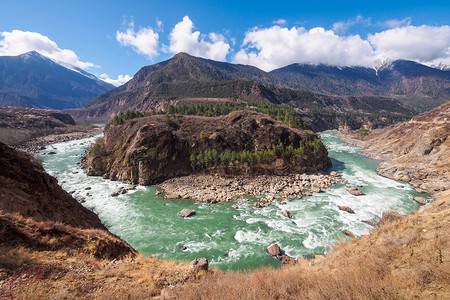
[231,204,239,210]
[342,229,355,238]
[281,210,292,219]
[413,196,428,205]
[179,208,195,218]
[330,171,340,177]
[267,243,281,256]
[189,258,208,271]
[337,205,355,214]
[180,245,187,251]
[110,192,119,197]
[347,187,365,196]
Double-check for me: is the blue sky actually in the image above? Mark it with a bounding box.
[1,0,449,85]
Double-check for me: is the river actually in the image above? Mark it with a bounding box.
[38,131,427,271]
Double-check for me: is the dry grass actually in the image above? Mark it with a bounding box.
[1,193,448,299]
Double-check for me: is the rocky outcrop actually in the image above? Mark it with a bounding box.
[86,111,331,185]
[0,142,104,229]
[189,258,209,271]
[340,101,449,194]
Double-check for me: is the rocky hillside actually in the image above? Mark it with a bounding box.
[340,101,449,194]
[0,106,100,151]
[85,111,331,185]
[0,51,114,109]
[0,141,104,229]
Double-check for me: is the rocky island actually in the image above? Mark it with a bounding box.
[85,110,332,201]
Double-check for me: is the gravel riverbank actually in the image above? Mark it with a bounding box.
[158,172,345,204]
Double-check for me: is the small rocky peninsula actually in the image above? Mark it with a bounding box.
[85,110,332,200]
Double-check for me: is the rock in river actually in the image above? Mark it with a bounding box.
[337,205,355,214]
[179,208,195,218]
[281,210,292,219]
[267,243,281,256]
[347,187,365,196]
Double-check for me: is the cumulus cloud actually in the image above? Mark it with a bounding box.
[116,21,159,59]
[369,25,450,65]
[232,25,376,71]
[168,16,230,61]
[0,30,95,69]
[99,73,132,86]
[332,15,371,34]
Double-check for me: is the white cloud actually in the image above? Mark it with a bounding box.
[273,19,287,26]
[100,73,132,86]
[382,17,412,28]
[168,16,230,61]
[369,25,450,65]
[332,15,371,34]
[232,25,376,71]
[0,30,95,69]
[116,21,159,60]
[232,23,450,70]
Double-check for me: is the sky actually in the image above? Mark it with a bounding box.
[0,0,449,86]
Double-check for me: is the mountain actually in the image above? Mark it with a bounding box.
[75,53,416,125]
[270,60,450,112]
[0,51,115,109]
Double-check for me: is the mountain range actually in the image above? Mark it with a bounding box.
[72,52,448,126]
[0,51,114,109]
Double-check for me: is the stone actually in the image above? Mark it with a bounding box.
[380,210,406,226]
[179,208,195,218]
[281,210,292,219]
[342,229,355,238]
[155,190,161,195]
[281,255,297,266]
[267,243,281,256]
[110,192,119,197]
[231,204,239,209]
[337,205,355,214]
[180,245,187,251]
[47,151,57,155]
[85,187,91,190]
[362,220,377,228]
[413,196,428,205]
[189,258,208,271]
[330,171,339,177]
[347,187,365,196]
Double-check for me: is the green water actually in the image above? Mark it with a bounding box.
[39,131,427,271]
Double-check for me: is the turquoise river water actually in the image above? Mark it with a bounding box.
[39,131,427,271]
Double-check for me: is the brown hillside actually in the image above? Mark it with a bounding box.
[341,101,449,194]
[0,142,104,229]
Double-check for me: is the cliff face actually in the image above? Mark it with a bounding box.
[86,111,331,185]
[343,101,449,194]
[0,142,105,229]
